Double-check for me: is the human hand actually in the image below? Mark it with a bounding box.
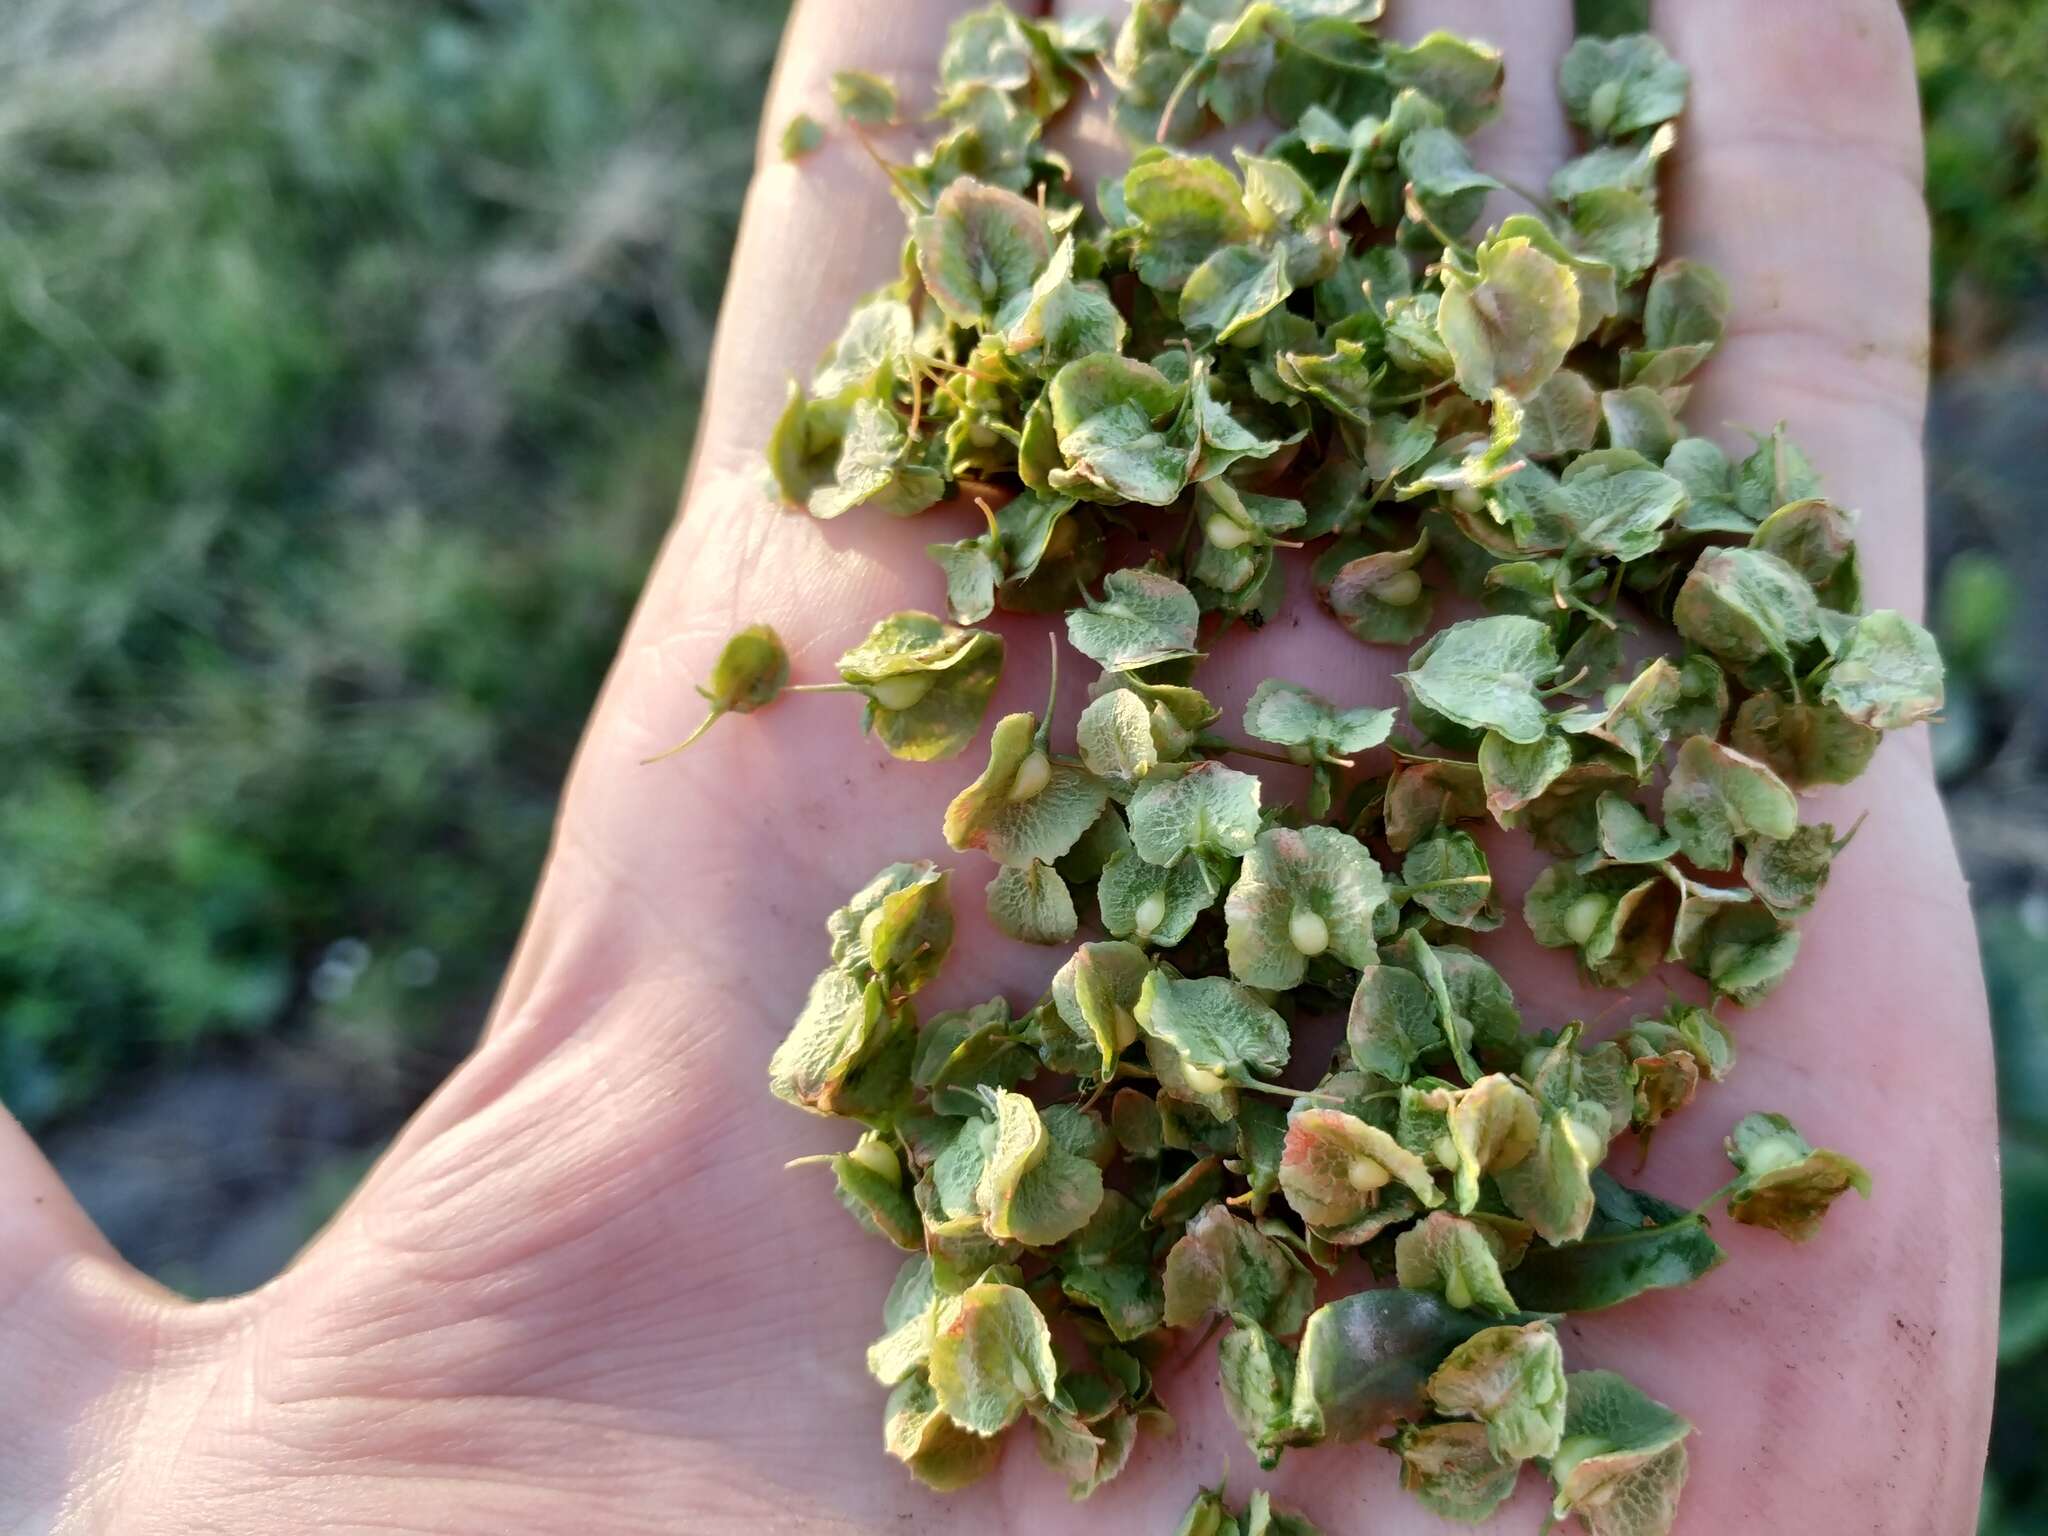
[0,2,1999,1532]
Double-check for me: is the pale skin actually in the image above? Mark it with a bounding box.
[0,1,2001,1531]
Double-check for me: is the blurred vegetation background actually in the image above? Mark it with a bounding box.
[0,0,2040,1526]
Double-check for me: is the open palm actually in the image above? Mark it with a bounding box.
[0,2,2000,1531]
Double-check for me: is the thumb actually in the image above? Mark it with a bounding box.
[1,1107,132,1302]
[0,1108,200,1523]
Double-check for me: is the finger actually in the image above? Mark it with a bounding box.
[0,1110,125,1304]
[706,0,1044,470]
[1658,0,1932,616]
[1645,17,1992,1531]
[427,0,1063,1068]
[0,1107,192,1518]
[1051,3,1576,207]
[1380,0,1576,201]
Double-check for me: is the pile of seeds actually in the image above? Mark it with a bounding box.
[677,4,1945,1530]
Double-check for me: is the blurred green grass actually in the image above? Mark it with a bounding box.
[0,0,788,1120]
[0,0,2043,1527]
[1915,4,2048,1531]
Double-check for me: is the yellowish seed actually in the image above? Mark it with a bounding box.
[1008,749,1052,803]
[1204,512,1252,551]
[847,1136,900,1185]
[1289,907,1330,957]
[1375,569,1423,606]
[1566,1114,1606,1163]
[1133,889,1168,941]
[1444,1268,1473,1311]
[1564,894,1607,948]
[1347,1158,1391,1193]
[870,673,933,711]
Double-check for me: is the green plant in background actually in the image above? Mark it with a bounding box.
[1916,11,2048,1525]
[1980,902,2048,1535]
[1913,0,2048,313]
[1943,546,2048,1536]
[0,0,788,1122]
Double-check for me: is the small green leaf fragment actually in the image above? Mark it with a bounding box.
[1743,821,1849,916]
[1182,243,1295,341]
[1111,1088,1164,1160]
[1136,971,1290,1089]
[1382,30,1504,133]
[1225,825,1387,989]
[1400,826,1495,929]
[810,398,946,522]
[1384,755,1489,852]
[915,177,1051,328]
[830,1137,922,1250]
[1524,862,1674,989]
[1099,848,1216,948]
[1289,1289,1503,1443]
[1392,1420,1522,1522]
[1122,153,1258,290]
[1347,963,1444,1083]
[1319,533,1435,648]
[1724,1111,1872,1242]
[1478,730,1574,820]
[1444,1074,1541,1214]
[1003,236,1129,376]
[928,1280,1059,1436]
[945,712,1108,868]
[1067,567,1202,669]
[1218,1320,1300,1469]
[1573,657,1683,778]
[1586,794,1679,866]
[1242,679,1395,763]
[827,860,955,997]
[1819,610,1946,730]
[1162,1201,1312,1335]
[1174,1483,1239,1536]
[1661,735,1798,872]
[1077,688,1161,786]
[837,612,1006,762]
[1280,1107,1443,1230]
[1731,690,1880,789]
[1051,940,1152,1080]
[1519,369,1602,459]
[1559,33,1688,139]
[884,1372,1003,1491]
[867,1255,938,1385]
[976,1089,1106,1246]
[1401,616,1561,746]
[1494,1102,1607,1244]
[1395,1211,1520,1317]
[987,860,1079,944]
[832,69,899,124]
[1437,236,1581,401]
[780,112,824,160]
[1673,546,1821,671]
[1426,1318,1568,1461]
[1550,464,1685,560]
[1128,760,1263,866]
[1058,1191,1167,1341]
[1547,1371,1693,1536]
[769,968,896,1116]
